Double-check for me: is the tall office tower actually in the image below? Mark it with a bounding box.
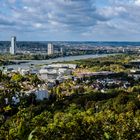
[48,43,54,55]
[10,36,16,55]
[60,47,63,54]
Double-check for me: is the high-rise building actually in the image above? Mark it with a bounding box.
[10,36,16,55]
[48,43,54,55]
[60,47,63,54]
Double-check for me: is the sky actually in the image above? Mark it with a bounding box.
[0,0,140,41]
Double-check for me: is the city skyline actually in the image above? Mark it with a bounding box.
[0,0,140,41]
[10,36,16,54]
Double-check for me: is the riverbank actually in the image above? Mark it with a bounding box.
[2,54,116,70]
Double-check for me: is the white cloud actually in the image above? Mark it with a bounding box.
[134,0,140,5]
[33,23,44,28]
[0,0,140,40]
[8,0,16,3]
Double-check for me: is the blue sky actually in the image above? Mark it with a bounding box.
[0,0,140,41]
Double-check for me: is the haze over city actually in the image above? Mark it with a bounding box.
[0,0,140,41]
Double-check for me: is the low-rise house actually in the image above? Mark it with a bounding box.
[4,95,20,105]
[3,68,14,74]
[24,87,49,101]
[12,96,20,104]
[35,89,49,100]
[47,64,77,69]
[130,69,140,79]
[18,68,39,76]
[30,69,38,75]
[77,71,115,78]
[19,68,30,75]
[39,63,75,83]
[130,60,140,68]
[47,82,55,89]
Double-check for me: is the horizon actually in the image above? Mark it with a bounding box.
[0,0,140,41]
[1,40,140,43]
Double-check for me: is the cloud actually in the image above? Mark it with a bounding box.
[0,0,140,41]
[0,17,15,26]
[8,0,16,3]
[0,0,109,31]
[134,0,140,6]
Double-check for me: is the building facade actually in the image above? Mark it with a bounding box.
[48,43,54,55]
[10,36,16,55]
[60,47,63,54]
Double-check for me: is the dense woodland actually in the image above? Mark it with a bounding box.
[1,54,140,139]
[66,54,138,73]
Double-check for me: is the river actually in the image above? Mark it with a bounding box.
[2,54,114,70]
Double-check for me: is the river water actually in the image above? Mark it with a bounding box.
[2,54,113,70]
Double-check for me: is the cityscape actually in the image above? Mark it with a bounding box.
[1,36,140,56]
[1,0,140,140]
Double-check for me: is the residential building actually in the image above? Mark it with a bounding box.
[35,89,49,100]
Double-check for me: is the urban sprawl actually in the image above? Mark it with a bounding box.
[1,37,140,139]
